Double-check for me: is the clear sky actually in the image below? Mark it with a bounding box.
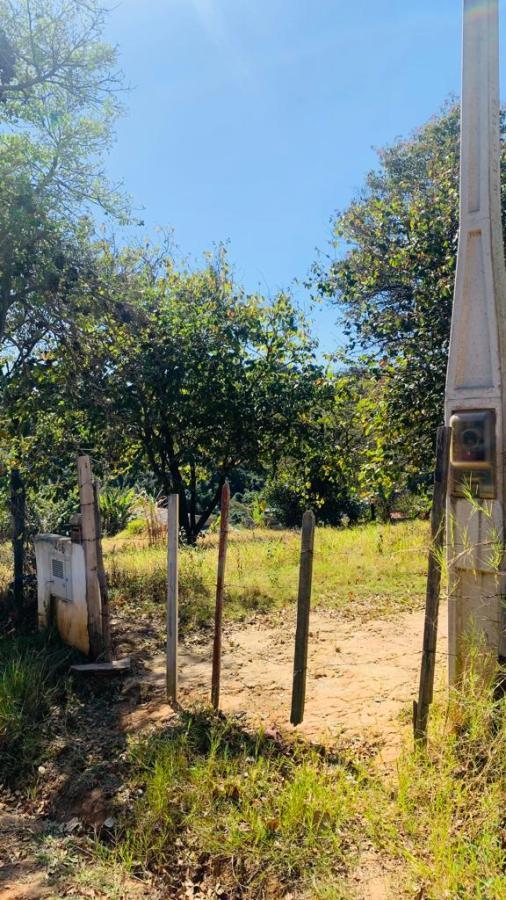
[103,0,506,353]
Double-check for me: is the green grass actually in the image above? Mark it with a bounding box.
[384,652,506,898]
[115,710,365,897]
[0,633,72,785]
[112,663,506,898]
[106,521,429,630]
[1,522,505,897]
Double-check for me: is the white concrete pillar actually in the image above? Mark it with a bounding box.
[446,0,506,680]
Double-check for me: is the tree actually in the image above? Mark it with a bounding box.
[264,372,365,526]
[64,249,329,543]
[0,0,126,354]
[314,104,506,487]
[0,231,127,497]
[0,1,128,627]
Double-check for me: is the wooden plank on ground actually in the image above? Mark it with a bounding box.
[71,658,131,674]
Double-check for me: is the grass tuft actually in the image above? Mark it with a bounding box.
[379,647,506,898]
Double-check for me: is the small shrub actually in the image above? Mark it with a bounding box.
[124,517,146,536]
[99,487,136,536]
[28,485,80,536]
[393,491,432,521]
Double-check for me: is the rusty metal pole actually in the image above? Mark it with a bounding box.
[211,481,230,710]
[167,494,179,703]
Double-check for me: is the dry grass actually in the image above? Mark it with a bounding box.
[105,521,429,630]
[0,542,12,593]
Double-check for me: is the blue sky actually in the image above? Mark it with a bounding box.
[103,0,505,353]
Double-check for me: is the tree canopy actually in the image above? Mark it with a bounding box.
[0,0,126,361]
[314,105,479,487]
[50,248,331,542]
[3,7,492,548]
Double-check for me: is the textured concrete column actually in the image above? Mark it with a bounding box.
[446,0,506,681]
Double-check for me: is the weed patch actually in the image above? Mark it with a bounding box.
[0,633,72,785]
[115,710,364,896]
[378,653,506,898]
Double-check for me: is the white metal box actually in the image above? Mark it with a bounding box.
[34,534,89,654]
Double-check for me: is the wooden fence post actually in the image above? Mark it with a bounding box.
[291,510,316,726]
[211,482,231,710]
[166,493,179,703]
[414,426,452,746]
[93,480,112,662]
[10,468,25,615]
[77,455,104,660]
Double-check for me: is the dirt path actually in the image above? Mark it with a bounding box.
[133,602,449,765]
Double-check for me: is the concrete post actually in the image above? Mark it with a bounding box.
[446,0,506,680]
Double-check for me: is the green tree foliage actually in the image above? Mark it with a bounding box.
[264,372,365,526]
[64,248,330,543]
[0,0,125,356]
[314,105,493,489]
[0,0,122,210]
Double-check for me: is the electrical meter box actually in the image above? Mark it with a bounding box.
[449,409,496,499]
[34,534,89,654]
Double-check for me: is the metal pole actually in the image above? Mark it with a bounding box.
[166,494,179,702]
[211,482,230,710]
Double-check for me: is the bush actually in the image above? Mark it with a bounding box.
[28,485,80,536]
[124,517,147,536]
[264,480,365,528]
[393,490,432,520]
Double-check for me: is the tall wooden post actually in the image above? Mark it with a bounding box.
[93,480,112,662]
[77,455,103,660]
[414,427,452,745]
[445,0,506,680]
[166,494,179,703]
[291,510,316,726]
[211,481,230,710]
[10,468,25,614]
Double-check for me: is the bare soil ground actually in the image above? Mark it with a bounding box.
[128,602,449,767]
